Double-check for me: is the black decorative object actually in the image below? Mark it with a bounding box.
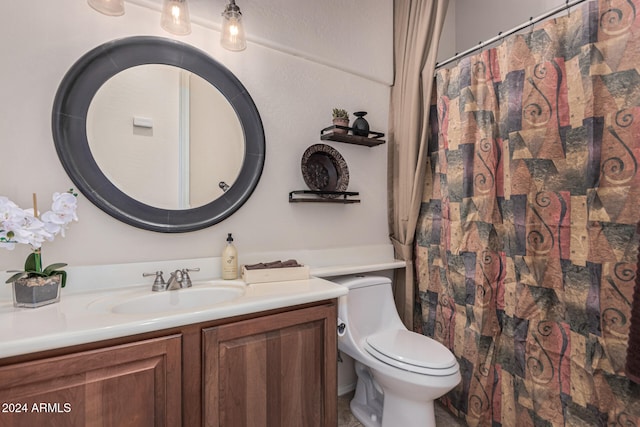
[352,111,370,136]
[301,144,349,197]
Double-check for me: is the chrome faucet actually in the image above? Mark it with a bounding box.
[144,268,200,291]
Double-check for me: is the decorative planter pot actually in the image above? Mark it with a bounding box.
[12,275,62,308]
[332,118,349,134]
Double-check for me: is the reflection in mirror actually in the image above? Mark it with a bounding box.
[87,64,244,210]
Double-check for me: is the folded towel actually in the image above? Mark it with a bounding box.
[244,259,302,270]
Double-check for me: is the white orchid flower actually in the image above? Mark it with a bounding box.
[0,190,78,251]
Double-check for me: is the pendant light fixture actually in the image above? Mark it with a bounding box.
[161,0,192,36]
[87,0,124,16]
[221,0,246,51]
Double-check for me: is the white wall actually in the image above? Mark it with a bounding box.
[436,0,457,64]
[0,1,392,275]
[438,0,571,65]
[456,0,567,53]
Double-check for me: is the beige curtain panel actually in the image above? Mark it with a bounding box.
[388,0,449,328]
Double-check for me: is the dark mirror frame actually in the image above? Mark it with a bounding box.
[52,36,265,233]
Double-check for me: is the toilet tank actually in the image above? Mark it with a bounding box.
[332,275,405,339]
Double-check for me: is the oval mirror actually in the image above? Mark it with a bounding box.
[52,36,265,232]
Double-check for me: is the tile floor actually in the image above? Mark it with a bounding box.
[337,392,467,427]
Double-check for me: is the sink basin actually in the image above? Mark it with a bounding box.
[92,284,245,315]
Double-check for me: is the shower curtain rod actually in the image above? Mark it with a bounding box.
[435,0,589,69]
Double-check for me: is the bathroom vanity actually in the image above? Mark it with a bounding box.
[0,277,346,427]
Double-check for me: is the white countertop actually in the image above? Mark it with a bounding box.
[0,244,405,360]
[0,277,347,359]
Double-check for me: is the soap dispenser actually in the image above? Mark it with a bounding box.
[222,233,238,280]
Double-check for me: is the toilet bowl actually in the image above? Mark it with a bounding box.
[332,275,460,427]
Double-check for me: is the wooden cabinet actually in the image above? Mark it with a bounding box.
[202,304,337,427]
[0,335,181,427]
[0,300,337,427]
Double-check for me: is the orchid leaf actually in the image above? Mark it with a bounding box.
[24,252,42,273]
[5,271,27,284]
[58,270,67,288]
[24,252,36,272]
[43,263,68,275]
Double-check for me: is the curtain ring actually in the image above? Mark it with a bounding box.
[566,0,571,17]
[529,17,535,34]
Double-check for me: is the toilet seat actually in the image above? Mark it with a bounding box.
[364,330,459,376]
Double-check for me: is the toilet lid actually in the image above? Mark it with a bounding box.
[365,330,458,376]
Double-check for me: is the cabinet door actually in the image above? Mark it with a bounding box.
[203,303,337,427]
[0,335,181,427]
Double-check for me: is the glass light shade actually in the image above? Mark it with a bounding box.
[221,10,246,51]
[161,0,191,36]
[88,0,124,16]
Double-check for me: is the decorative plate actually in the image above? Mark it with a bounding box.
[301,144,349,196]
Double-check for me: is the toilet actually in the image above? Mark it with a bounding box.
[332,275,460,427]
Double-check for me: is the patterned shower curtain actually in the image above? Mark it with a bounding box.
[416,0,640,426]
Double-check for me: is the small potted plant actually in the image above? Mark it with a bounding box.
[332,108,349,134]
[1,190,78,308]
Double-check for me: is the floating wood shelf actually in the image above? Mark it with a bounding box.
[289,190,361,204]
[320,126,385,147]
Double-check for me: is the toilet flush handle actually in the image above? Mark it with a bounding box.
[337,318,346,336]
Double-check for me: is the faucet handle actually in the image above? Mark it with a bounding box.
[181,267,200,287]
[143,271,166,292]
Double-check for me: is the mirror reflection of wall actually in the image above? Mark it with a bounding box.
[87,64,244,210]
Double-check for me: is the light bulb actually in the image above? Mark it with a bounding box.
[221,1,246,51]
[161,0,191,36]
[88,0,124,16]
